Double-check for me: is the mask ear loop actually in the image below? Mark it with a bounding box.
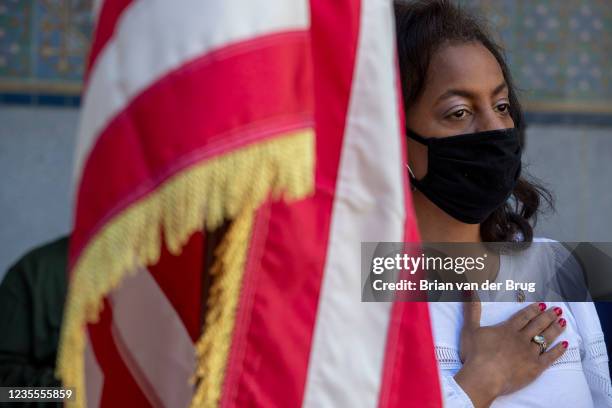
[405,129,427,192]
[405,164,417,192]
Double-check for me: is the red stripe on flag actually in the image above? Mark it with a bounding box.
[379,303,442,408]
[71,31,313,266]
[377,49,442,408]
[220,0,362,406]
[147,232,204,342]
[86,0,134,80]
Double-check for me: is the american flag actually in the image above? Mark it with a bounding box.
[58,0,441,406]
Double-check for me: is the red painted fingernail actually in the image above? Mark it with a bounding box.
[538,303,547,311]
[559,318,566,327]
[553,307,563,316]
[562,341,569,349]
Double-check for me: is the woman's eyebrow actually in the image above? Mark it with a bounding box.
[434,88,475,104]
[491,82,508,96]
[435,82,508,104]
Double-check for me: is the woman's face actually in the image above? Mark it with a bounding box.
[406,42,514,179]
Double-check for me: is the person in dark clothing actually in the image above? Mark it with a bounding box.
[0,236,68,406]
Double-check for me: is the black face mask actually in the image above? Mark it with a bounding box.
[407,127,522,224]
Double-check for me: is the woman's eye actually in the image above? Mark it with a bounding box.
[496,103,510,114]
[450,109,468,119]
[444,106,472,121]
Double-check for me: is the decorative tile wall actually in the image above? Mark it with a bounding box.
[0,0,92,105]
[0,0,611,122]
[460,0,612,117]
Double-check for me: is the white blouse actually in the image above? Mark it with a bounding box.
[430,239,612,407]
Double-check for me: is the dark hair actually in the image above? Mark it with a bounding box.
[394,0,553,243]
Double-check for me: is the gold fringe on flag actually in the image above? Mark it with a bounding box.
[57,129,314,407]
[191,205,254,408]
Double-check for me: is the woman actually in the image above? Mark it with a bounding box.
[394,1,611,407]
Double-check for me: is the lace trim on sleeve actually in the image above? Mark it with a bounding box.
[435,345,582,370]
[584,333,609,362]
[436,345,462,370]
[582,333,612,406]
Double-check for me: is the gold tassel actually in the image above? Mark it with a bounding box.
[57,129,314,407]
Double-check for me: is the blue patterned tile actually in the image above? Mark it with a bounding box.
[458,0,612,113]
[0,0,32,78]
[35,0,93,81]
[0,0,611,114]
[0,0,92,98]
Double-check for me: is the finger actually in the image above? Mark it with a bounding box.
[509,302,547,331]
[539,317,567,347]
[462,299,482,330]
[528,316,566,355]
[539,340,569,368]
[522,306,563,339]
[462,289,481,302]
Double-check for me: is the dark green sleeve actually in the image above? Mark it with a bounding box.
[0,237,68,407]
[0,264,59,387]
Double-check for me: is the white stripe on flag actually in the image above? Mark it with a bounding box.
[302,0,407,407]
[73,0,310,186]
[84,331,104,408]
[109,268,196,408]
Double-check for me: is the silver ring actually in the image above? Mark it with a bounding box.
[532,334,548,354]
